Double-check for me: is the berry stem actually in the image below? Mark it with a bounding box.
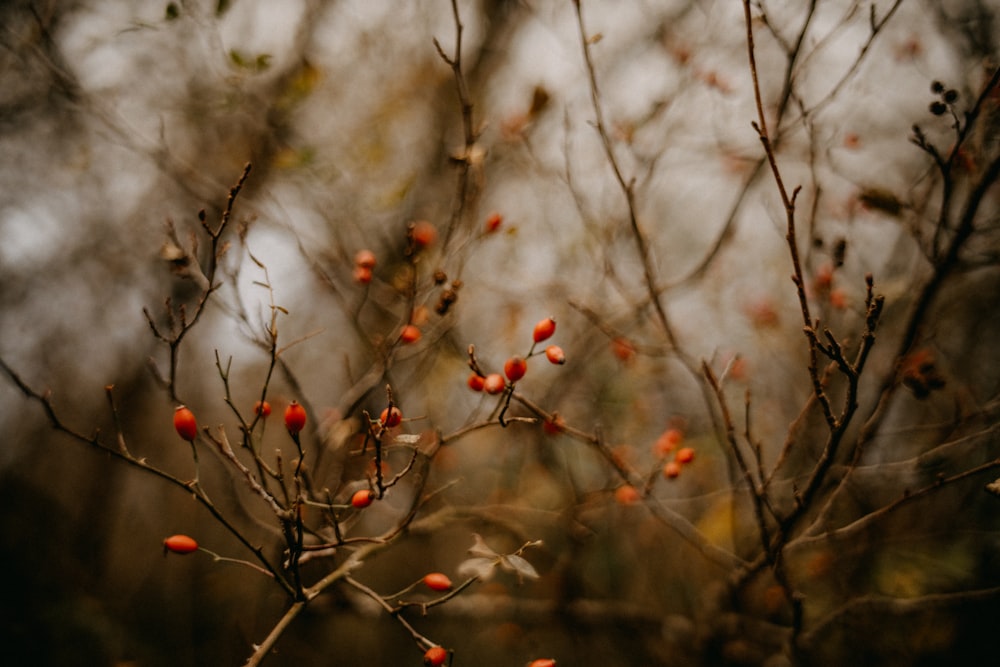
[199,547,276,578]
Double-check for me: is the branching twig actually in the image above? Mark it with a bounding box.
[434,0,480,253]
[145,163,253,402]
[703,362,773,556]
[0,357,295,598]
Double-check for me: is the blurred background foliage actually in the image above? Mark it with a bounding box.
[1,0,999,665]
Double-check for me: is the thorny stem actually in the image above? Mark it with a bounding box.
[104,384,131,457]
[392,574,480,613]
[207,426,286,517]
[344,576,437,648]
[215,350,279,487]
[199,547,275,578]
[243,601,305,667]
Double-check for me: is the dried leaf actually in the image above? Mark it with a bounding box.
[858,187,903,217]
[501,554,539,582]
[457,557,496,581]
[468,533,499,559]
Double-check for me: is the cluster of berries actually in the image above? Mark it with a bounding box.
[467,317,565,396]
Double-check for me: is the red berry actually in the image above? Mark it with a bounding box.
[675,447,695,464]
[352,265,373,284]
[528,660,557,667]
[663,461,682,479]
[284,401,307,435]
[423,646,448,666]
[422,572,453,591]
[813,262,834,292]
[351,489,375,509]
[485,212,503,233]
[653,428,683,457]
[380,406,403,428]
[411,220,438,248]
[829,288,848,309]
[354,248,377,269]
[482,373,506,395]
[173,406,197,442]
[614,485,640,506]
[254,400,271,418]
[544,345,565,365]
[532,317,556,343]
[467,373,485,391]
[163,534,198,554]
[611,337,636,363]
[504,356,527,382]
[400,324,422,344]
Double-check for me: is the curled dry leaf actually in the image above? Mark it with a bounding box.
[468,533,499,559]
[457,557,498,581]
[457,534,541,583]
[501,554,539,582]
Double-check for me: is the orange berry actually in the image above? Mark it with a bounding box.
[485,212,503,233]
[611,337,636,363]
[614,485,640,505]
[351,489,375,509]
[411,220,438,248]
[504,356,527,382]
[284,401,307,435]
[380,406,403,428]
[528,660,557,667]
[467,373,485,392]
[829,288,848,309]
[173,406,197,442]
[653,428,683,457]
[422,572,453,591]
[354,248,377,269]
[352,265,373,284]
[400,324,422,343]
[746,299,780,328]
[544,345,565,365]
[663,461,682,479]
[483,373,506,395]
[675,447,695,464]
[813,262,834,292]
[423,646,448,666]
[254,400,271,418]
[532,317,556,343]
[400,324,422,344]
[163,534,198,554]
